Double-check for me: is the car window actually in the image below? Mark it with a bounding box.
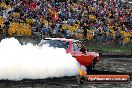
[38,40,69,49]
[77,42,87,52]
[72,42,87,52]
[72,42,80,52]
[77,42,86,50]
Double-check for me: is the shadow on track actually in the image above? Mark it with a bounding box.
[87,69,131,75]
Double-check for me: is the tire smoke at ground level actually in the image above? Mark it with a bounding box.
[0,38,80,80]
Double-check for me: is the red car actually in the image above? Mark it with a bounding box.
[38,38,100,72]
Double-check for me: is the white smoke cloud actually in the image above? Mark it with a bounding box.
[0,38,80,80]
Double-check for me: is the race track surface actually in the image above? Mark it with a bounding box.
[0,57,132,88]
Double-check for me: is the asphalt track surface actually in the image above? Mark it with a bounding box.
[0,57,132,88]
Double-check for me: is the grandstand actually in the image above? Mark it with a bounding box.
[0,0,131,45]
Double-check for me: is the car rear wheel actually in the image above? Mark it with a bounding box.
[77,75,86,84]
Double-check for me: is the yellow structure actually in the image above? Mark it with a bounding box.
[8,23,32,36]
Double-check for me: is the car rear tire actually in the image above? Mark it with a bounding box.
[77,75,86,84]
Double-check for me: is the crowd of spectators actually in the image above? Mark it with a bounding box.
[0,0,132,45]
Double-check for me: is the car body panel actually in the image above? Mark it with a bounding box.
[39,38,100,66]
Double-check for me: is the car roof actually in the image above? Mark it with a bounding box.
[44,38,74,42]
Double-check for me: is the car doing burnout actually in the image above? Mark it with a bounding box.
[38,38,100,72]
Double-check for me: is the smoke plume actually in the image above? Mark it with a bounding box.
[0,38,80,80]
